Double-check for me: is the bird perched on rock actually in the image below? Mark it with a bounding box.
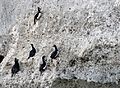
[34,7,42,24]
[39,56,47,74]
[11,58,20,77]
[50,45,59,59]
[28,44,36,59]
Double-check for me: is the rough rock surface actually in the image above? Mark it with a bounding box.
[1,0,120,88]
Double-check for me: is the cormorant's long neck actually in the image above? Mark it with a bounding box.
[31,45,35,50]
[15,61,19,65]
[54,46,58,51]
[42,58,46,64]
[38,8,41,13]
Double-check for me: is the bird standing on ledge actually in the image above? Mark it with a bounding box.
[28,44,36,59]
[39,56,47,74]
[11,58,20,77]
[50,45,59,59]
[34,7,42,25]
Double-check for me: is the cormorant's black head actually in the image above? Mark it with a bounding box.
[53,45,58,51]
[42,56,46,61]
[31,44,33,46]
[53,45,56,47]
[15,58,18,62]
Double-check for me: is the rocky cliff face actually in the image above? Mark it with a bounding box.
[1,0,120,88]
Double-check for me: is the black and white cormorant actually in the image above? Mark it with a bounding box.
[50,45,59,59]
[34,7,42,24]
[28,44,36,59]
[39,56,46,74]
